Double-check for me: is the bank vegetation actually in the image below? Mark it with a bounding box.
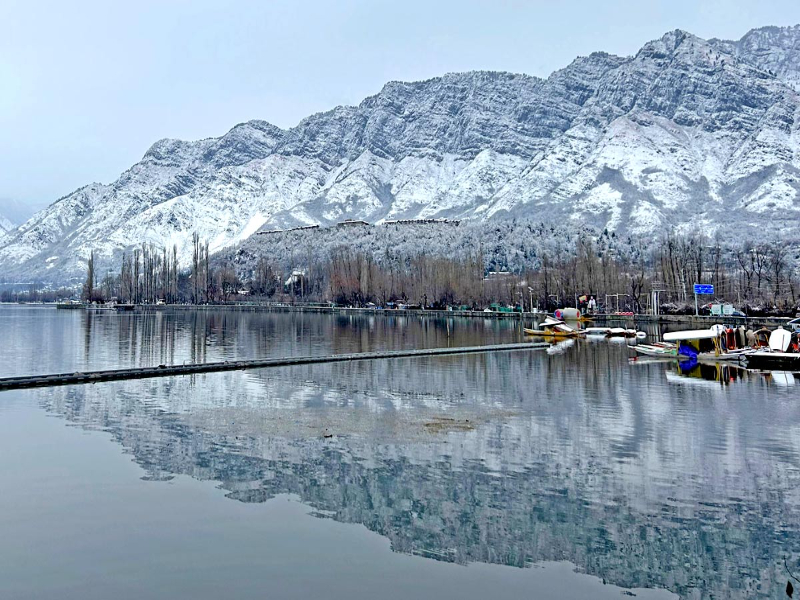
[8,221,796,316]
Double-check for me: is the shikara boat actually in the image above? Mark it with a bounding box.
[523,327,585,339]
[586,327,646,339]
[608,327,647,339]
[662,328,755,363]
[524,317,586,339]
[634,343,677,357]
[743,328,800,370]
[746,352,800,370]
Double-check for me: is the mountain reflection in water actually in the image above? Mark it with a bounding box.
[3,307,800,599]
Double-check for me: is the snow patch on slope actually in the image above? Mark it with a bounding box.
[571,184,624,231]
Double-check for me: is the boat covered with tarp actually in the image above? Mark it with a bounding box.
[658,326,760,364]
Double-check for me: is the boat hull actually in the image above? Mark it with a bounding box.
[696,349,753,363]
[745,351,800,370]
[523,328,585,339]
[634,345,677,357]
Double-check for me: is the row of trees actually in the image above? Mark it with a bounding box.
[117,245,180,304]
[77,236,255,305]
[66,227,800,315]
[327,248,486,308]
[275,234,799,314]
[83,245,182,304]
[651,235,794,306]
[511,236,797,313]
[0,285,76,303]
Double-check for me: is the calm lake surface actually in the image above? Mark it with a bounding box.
[1,305,799,599]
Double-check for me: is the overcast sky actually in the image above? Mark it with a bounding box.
[2,0,800,220]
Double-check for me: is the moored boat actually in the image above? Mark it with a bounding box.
[586,326,646,339]
[524,316,586,339]
[743,327,800,370]
[607,327,646,339]
[746,352,800,370]
[662,327,754,363]
[523,327,585,339]
[634,343,677,357]
[56,301,84,309]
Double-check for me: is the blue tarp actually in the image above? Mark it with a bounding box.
[678,344,699,372]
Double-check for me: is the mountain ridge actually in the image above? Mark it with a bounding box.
[2,24,800,283]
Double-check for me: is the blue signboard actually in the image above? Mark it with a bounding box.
[693,284,714,295]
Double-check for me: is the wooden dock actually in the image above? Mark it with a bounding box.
[0,342,549,391]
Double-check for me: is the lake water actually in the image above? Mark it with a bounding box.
[1,305,799,599]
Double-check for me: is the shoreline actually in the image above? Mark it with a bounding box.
[8,301,790,328]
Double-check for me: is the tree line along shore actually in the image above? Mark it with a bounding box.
[3,221,799,317]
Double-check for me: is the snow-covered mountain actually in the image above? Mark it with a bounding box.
[2,25,800,282]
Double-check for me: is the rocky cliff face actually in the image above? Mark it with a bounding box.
[2,25,800,282]
[711,25,800,92]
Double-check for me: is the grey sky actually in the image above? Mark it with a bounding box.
[2,0,800,219]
